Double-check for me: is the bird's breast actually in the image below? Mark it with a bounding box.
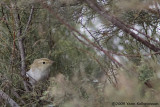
[27,68,50,82]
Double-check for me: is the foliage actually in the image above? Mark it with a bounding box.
[0,0,160,106]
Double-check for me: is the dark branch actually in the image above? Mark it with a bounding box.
[0,90,20,107]
[84,0,160,52]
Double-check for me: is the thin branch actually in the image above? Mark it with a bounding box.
[0,90,20,107]
[1,5,12,36]
[11,2,29,91]
[39,0,123,67]
[80,22,102,47]
[76,47,117,87]
[84,0,160,52]
[23,5,34,36]
[115,17,160,45]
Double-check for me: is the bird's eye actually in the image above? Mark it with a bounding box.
[43,62,45,64]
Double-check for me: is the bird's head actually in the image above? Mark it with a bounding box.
[30,58,54,72]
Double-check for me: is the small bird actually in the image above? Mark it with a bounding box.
[26,58,54,85]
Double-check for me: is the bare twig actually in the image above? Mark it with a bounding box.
[0,90,20,107]
[23,5,34,36]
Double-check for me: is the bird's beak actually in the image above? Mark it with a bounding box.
[51,60,54,64]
